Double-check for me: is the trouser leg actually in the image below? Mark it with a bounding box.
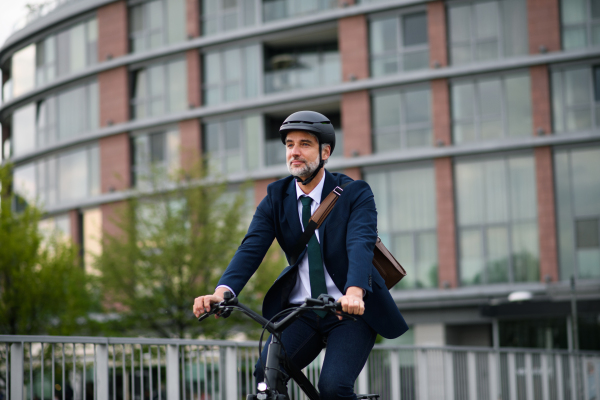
[317,315,377,400]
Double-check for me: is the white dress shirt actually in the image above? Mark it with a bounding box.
[288,173,344,304]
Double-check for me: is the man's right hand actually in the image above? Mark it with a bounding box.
[193,287,229,318]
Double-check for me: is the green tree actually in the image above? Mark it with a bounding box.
[0,163,94,335]
[94,168,285,339]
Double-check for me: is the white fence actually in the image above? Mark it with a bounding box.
[1,335,599,400]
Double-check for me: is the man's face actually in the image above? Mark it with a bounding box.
[285,131,329,178]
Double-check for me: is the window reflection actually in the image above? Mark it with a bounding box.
[13,144,100,208]
[131,57,187,119]
[203,45,260,106]
[448,0,527,66]
[263,0,337,23]
[455,153,539,286]
[552,64,600,134]
[264,42,340,94]
[203,115,261,175]
[10,80,99,157]
[451,72,532,143]
[371,85,432,152]
[201,0,258,36]
[365,163,438,289]
[555,145,600,280]
[369,11,429,77]
[129,0,186,53]
[560,0,600,50]
[132,127,181,189]
[11,44,36,98]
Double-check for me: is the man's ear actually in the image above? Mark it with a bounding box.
[322,145,331,160]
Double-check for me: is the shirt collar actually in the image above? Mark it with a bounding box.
[295,170,326,206]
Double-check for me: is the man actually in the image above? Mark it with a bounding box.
[193,111,408,399]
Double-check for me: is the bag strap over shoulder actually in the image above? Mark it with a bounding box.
[288,182,351,265]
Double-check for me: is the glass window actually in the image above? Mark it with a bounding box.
[36,36,57,87]
[451,72,532,144]
[455,153,539,286]
[202,0,258,36]
[552,64,600,134]
[263,0,337,23]
[203,44,261,105]
[132,127,181,189]
[11,44,36,98]
[12,143,99,208]
[370,11,429,77]
[130,0,185,53]
[372,85,432,152]
[131,57,187,119]
[57,144,100,203]
[264,43,340,94]
[10,80,99,156]
[448,0,528,66]
[365,163,438,289]
[13,163,37,205]
[203,114,261,175]
[555,145,600,280]
[55,17,98,78]
[12,104,37,156]
[561,0,600,50]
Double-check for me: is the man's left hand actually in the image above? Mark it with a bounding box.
[337,286,365,320]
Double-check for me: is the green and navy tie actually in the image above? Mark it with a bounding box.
[301,196,328,317]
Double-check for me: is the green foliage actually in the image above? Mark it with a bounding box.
[94,167,285,339]
[0,163,94,335]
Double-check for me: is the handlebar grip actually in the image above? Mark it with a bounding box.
[334,302,343,312]
[197,312,212,322]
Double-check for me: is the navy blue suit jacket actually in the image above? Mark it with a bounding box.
[217,170,408,339]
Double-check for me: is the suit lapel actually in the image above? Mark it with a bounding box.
[284,178,302,237]
[318,170,336,250]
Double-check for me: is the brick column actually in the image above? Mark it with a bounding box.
[186,0,200,38]
[97,0,128,61]
[530,65,552,135]
[339,15,369,82]
[527,0,561,54]
[100,133,131,193]
[99,67,129,127]
[254,178,276,208]
[535,147,559,282]
[187,50,201,108]
[344,167,362,181]
[427,1,448,68]
[341,91,372,157]
[435,157,458,288]
[69,209,81,247]
[179,119,202,174]
[432,79,451,146]
[100,201,128,241]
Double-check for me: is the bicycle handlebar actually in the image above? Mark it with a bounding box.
[197,292,347,334]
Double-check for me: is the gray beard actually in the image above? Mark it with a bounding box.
[287,157,320,178]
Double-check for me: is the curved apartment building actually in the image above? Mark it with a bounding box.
[1,0,599,349]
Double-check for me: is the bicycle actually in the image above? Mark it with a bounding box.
[197,291,380,400]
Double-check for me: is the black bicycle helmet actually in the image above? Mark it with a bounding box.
[279,111,336,185]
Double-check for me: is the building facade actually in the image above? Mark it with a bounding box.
[1,0,599,349]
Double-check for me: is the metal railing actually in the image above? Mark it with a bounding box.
[1,335,599,400]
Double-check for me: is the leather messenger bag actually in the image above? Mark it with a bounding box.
[289,182,407,290]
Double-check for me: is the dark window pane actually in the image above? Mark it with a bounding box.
[402,12,427,47]
[150,132,166,163]
[576,218,600,248]
[594,66,600,102]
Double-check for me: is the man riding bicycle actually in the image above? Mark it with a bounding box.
[193,110,408,400]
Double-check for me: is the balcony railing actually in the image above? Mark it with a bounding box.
[264,55,341,94]
[1,335,599,400]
